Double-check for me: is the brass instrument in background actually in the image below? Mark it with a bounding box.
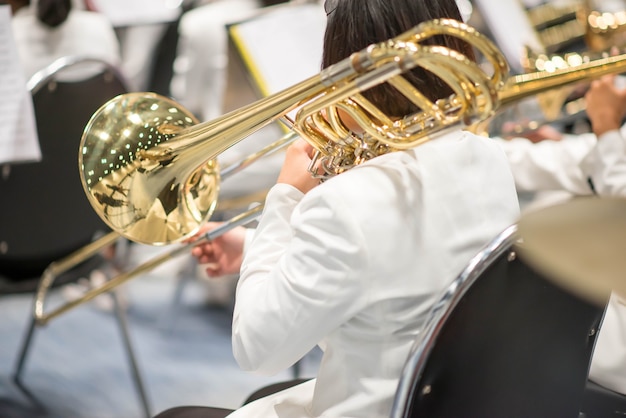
[515,47,604,132]
[524,0,626,54]
[582,5,626,52]
[509,2,626,135]
[35,18,626,324]
[527,1,585,53]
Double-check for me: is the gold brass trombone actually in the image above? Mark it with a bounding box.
[34,131,297,325]
[79,18,510,247]
[35,18,626,324]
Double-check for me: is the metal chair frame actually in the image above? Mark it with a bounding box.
[391,224,607,418]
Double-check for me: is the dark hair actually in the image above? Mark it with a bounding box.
[7,0,30,14]
[37,0,72,28]
[322,0,476,118]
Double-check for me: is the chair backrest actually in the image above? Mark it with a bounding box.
[390,224,608,418]
[0,57,129,280]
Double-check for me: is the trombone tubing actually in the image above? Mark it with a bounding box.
[34,204,264,325]
[33,130,297,325]
[500,52,626,106]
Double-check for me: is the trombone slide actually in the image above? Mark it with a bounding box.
[34,205,264,325]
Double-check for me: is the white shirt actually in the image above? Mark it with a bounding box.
[11,6,121,82]
[580,127,626,197]
[228,129,520,417]
[494,134,597,212]
[170,0,261,121]
[496,134,597,195]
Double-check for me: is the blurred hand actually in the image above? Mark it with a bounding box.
[189,222,247,278]
[277,139,321,194]
[502,122,563,143]
[585,74,626,137]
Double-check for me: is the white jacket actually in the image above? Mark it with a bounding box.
[229,129,520,417]
[11,6,121,82]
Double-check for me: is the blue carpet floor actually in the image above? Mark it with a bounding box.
[0,248,321,418]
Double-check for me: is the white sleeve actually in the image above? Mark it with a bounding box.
[232,183,370,375]
[495,135,596,195]
[580,130,626,197]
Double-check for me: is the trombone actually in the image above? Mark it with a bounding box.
[34,131,297,325]
[36,18,626,324]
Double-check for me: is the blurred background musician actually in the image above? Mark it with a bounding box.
[171,0,273,123]
[469,0,626,210]
[580,73,626,195]
[7,0,121,81]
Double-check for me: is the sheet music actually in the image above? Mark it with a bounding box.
[0,5,41,165]
[229,3,326,97]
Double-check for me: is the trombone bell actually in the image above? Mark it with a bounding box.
[80,93,220,246]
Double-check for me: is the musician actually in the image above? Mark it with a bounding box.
[8,0,121,81]
[490,78,624,210]
[170,0,265,122]
[170,0,297,121]
[153,0,520,417]
[492,74,626,204]
[580,74,626,196]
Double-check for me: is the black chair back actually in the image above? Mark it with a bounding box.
[391,224,607,418]
[0,57,129,282]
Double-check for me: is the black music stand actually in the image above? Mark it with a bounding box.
[391,224,607,418]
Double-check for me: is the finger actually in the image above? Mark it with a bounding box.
[205,263,221,278]
[602,74,616,85]
[587,79,601,92]
[293,139,310,153]
[191,243,213,257]
[306,145,318,160]
[198,253,218,264]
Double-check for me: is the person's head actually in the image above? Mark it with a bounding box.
[8,0,72,26]
[322,0,475,118]
[36,0,72,27]
[7,0,29,14]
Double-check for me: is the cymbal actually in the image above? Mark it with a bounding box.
[515,197,626,306]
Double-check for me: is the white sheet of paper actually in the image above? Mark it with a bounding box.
[0,5,41,165]
[229,3,326,97]
[472,0,544,73]
[229,3,326,123]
